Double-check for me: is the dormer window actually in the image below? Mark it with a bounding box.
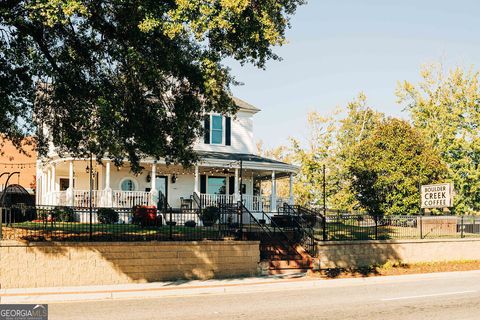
[211,115,223,144]
[204,114,231,146]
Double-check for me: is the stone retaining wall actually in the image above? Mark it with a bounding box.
[317,238,480,269]
[0,241,260,289]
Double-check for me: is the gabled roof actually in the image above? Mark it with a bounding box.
[233,97,261,113]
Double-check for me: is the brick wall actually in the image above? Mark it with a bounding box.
[0,241,260,289]
[317,238,480,269]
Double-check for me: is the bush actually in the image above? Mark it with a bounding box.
[200,206,220,227]
[97,208,119,224]
[184,220,196,228]
[55,207,76,222]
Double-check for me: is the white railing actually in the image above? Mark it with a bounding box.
[200,194,235,208]
[198,194,263,212]
[73,190,105,207]
[112,190,152,208]
[42,190,152,208]
[241,195,263,212]
[43,191,67,206]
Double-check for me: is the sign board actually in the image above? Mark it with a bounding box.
[421,183,453,209]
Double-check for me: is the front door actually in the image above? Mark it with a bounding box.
[155,176,168,211]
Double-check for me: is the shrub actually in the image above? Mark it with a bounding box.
[200,206,220,226]
[97,208,119,224]
[184,220,196,228]
[56,207,76,222]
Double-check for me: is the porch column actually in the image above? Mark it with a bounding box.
[103,160,112,207]
[66,160,74,206]
[51,164,56,192]
[194,165,199,194]
[41,169,46,205]
[46,167,51,204]
[289,173,294,205]
[150,162,158,206]
[234,167,240,202]
[271,170,277,212]
[51,164,56,205]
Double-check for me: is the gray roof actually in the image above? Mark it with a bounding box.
[197,151,288,166]
[233,97,261,113]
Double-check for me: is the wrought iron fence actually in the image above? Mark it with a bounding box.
[317,214,480,241]
[0,205,240,242]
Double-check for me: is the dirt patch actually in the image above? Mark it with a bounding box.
[308,260,480,279]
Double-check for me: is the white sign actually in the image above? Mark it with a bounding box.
[421,183,453,209]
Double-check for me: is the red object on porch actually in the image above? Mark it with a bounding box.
[133,205,158,226]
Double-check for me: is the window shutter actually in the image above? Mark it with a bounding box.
[228,176,235,195]
[225,116,231,146]
[200,175,207,194]
[204,115,210,144]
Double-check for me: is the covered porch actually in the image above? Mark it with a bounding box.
[36,152,297,213]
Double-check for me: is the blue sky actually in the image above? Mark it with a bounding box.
[226,0,480,149]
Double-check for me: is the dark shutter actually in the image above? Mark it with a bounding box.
[204,115,210,144]
[225,116,231,146]
[200,175,207,194]
[228,176,235,195]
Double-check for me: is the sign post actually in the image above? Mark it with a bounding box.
[420,183,454,210]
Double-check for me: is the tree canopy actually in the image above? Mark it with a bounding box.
[396,64,480,214]
[0,0,304,170]
[348,118,447,216]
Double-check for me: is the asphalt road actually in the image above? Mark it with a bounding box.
[49,271,480,320]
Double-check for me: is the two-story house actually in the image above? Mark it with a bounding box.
[35,97,298,215]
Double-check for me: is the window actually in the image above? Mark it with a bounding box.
[120,178,136,191]
[211,115,223,144]
[204,115,231,145]
[207,177,226,195]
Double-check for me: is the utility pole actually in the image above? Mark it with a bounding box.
[89,154,93,240]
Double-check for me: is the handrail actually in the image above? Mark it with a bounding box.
[191,192,201,210]
[288,204,327,242]
[281,203,317,255]
[243,204,307,259]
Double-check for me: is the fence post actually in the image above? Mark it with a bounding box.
[169,209,173,240]
[322,216,327,241]
[374,216,378,240]
[461,216,464,238]
[419,215,423,239]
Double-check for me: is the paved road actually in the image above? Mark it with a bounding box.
[49,272,480,320]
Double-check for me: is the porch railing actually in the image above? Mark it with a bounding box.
[200,194,235,208]
[112,191,152,208]
[241,195,263,212]
[73,190,104,207]
[42,190,152,208]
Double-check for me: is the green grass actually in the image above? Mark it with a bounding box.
[5,221,221,240]
[315,222,477,241]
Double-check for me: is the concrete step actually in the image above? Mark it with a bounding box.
[268,259,313,270]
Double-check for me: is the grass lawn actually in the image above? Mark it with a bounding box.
[4,221,223,241]
[316,222,472,240]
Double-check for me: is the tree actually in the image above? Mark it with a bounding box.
[349,118,447,216]
[0,0,304,171]
[290,93,383,209]
[396,64,480,214]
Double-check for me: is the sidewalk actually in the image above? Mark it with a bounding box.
[2,270,479,304]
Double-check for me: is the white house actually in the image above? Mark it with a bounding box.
[35,97,298,213]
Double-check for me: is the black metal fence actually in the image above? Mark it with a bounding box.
[316,214,480,241]
[0,205,240,241]
[2,204,479,243]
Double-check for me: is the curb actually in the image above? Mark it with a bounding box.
[2,270,479,304]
